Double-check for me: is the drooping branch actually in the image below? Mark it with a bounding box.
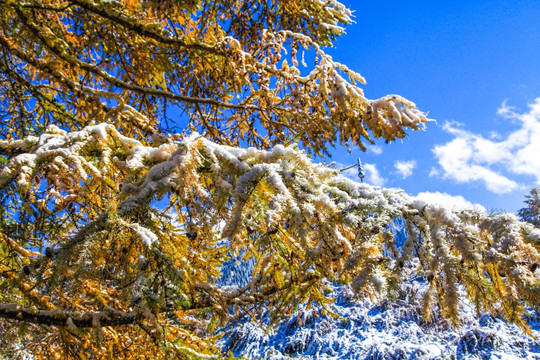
[4,12,258,112]
[0,303,139,328]
[65,0,219,53]
[0,0,430,154]
[1,122,540,345]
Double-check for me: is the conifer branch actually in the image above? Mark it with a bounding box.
[0,303,139,328]
[65,0,219,53]
[6,10,259,112]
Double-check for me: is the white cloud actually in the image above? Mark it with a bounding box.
[368,145,383,155]
[394,160,416,179]
[415,191,486,213]
[364,163,385,186]
[432,98,540,193]
[429,167,440,177]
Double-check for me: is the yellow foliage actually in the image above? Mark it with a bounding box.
[0,1,538,359]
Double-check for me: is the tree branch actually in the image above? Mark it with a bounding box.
[3,11,258,112]
[0,303,139,328]
[65,0,218,53]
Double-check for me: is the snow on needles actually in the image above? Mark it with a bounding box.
[2,123,540,353]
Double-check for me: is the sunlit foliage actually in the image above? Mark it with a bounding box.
[0,1,539,359]
[0,0,426,154]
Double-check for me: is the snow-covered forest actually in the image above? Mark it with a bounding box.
[219,218,540,359]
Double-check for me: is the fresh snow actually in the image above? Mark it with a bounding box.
[219,280,540,359]
[218,221,540,360]
[3,125,539,358]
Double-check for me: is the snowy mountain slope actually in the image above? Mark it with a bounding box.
[217,220,540,360]
[219,280,540,359]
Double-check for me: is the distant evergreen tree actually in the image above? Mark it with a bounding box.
[519,188,540,227]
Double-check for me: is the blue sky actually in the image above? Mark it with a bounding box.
[324,0,540,213]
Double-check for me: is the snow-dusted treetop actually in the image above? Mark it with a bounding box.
[1,124,539,357]
[519,187,540,227]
